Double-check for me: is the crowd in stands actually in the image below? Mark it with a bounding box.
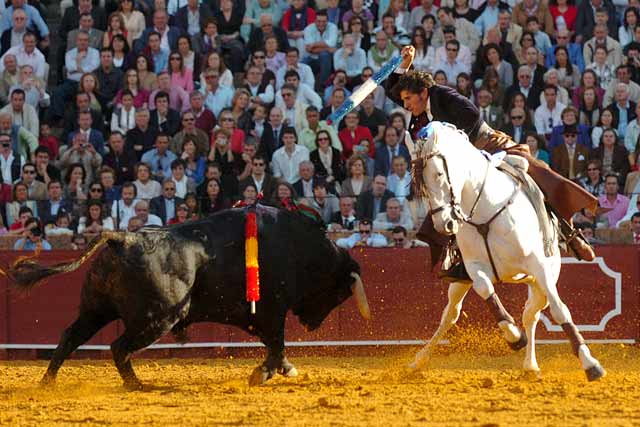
[1,0,640,250]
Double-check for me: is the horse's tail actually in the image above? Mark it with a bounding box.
[3,231,127,290]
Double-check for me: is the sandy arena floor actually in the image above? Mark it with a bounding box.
[1,342,639,427]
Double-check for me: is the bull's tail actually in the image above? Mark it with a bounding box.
[5,231,129,290]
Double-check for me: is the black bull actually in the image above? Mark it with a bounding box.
[6,206,371,388]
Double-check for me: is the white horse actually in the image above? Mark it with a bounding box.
[408,122,605,381]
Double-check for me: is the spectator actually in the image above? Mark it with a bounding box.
[322,70,352,108]
[271,127,309,184]
[275,47,315,90]
[474,0,505,38]
[102,131,137,185]
[103,12,128,49]
[126,108,158,161]
[292,160,316,200]
[173,0,212,38]
[387,155,411,205]
[335,218,387,249]
[1,88,38,137]
[342,0,375,33]
[238,154,277,199]
[0,54,19,105]
[211,0,246,74]
[345,16,371,53]
[189,91,216,136]
[477,88,504,131]
[141,133,177,181]
[259,106,284,161]
[136,10,182,54]
[170,159,197,198]
[241,65,276,109]
[71,232,88,250]
[545,28,585,73]
[374,126,411,177]
[0,33,47,81]
[150,71,190,113]
[503,106,536,144]
[550,46,580,92]
[199,177,228,216]
[200,69,233,118]
[309,129,345,189]
[0,9,31,56]
[67,109,106,155]
[598,173,630,228]
[168,52,193,93]
[207,127,236,179]
[134,54,158,92]
[77,199,114,235]
[13,217,51,251]
[525,133,550,165]
[620,7,640,48]
[245,12,286,52]
[631,212,640,243]
[6,184,37,225]
[110,34,130,71]
[62,92,105,137]
[535,85,566,137]
[167,201,191,225]
[45,212,74,236]
[59,132,102,185]
[38,123,59,161]
[263,36,286,75]
[301,180,339,223]
[0,130,22,185]
[98,166,120,204]
[373,197,414,231]
[302,9,338,90]
[182,138,207,185]
[112,181,140,229]
[110,90,137,135]
[150,178,184,224]
[50,31,100,121]
[592,128,630,182]
[410,27,434,72]
[34,146,60,185]
[329,196,357,231]
[115,69,151,108]
[547,107,591,151]
[504,65,542,112]
[19,162,46,200]
[171,110,209,156]
[67,13,104,50]
[583,24,622,68]
[356,174,394,221]
[333,34,368,81]
[278,83,308,133]
[62,163,88,214]
[192,18,223,58]
[603,65,640,107]
[579,159,606,197]
[606,83,637,139]
[367,31,398,73]
[339,111,374,159]
[341,154,372,197]
[578,87,601,128]
[524,16,552,55]
[551,125,590,180]
[575,1,618,44]
[130,199,163,227]
[11,64,49,113]
[127,215,145,231]
[591,108,615,148]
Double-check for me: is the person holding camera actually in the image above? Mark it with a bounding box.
[13,217,51,251]
[58,131,102,185]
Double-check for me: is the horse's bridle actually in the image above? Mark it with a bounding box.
[418,149,489,224]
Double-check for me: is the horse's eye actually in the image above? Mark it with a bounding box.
[436,172,444,178]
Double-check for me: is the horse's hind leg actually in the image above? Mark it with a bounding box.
[410,281,472,370]
[468,267,527,350]
[540,271,606,381]
[41,309,115,386]
[522,283,548,373]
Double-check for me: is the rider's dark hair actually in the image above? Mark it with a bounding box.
[393,70,436,98]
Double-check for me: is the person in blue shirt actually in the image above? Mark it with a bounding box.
[13,217,52,251]
[335,219,388,249]
[545,28,586,73]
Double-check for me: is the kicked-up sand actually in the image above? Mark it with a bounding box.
[1,343,639,427]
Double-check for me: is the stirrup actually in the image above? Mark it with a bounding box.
[564,228,594,261]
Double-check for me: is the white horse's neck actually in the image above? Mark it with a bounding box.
[448,140,516,222]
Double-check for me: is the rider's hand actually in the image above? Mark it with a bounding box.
[400,45,415,69]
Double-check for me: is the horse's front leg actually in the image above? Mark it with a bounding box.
[468,266,527,350]
[410,281,472,370]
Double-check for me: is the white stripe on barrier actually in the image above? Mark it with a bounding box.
[0,338,634,350]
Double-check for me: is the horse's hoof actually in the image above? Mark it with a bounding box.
[585,364,606,382]
[39,374,56,388]
[508,331,528,351]
[280,365,298,378]
[248,366,272,386]
[123,379,144,391]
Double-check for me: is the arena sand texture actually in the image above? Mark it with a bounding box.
[1,339,639,427]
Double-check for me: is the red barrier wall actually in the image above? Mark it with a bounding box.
[0,246,638,360]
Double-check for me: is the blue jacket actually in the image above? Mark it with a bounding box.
[374,143,411,178]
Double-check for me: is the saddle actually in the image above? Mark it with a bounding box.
[497,157,557,258]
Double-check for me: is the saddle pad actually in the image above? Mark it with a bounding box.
[497,161,556,257]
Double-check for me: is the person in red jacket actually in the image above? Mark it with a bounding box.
[338,110,375,159]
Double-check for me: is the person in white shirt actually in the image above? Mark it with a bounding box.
[335,218,388,248]
[433,27,472,71]
[535,85,566,136]
[133,162,162,200]
[0,32,46,80]
[277,83,309,133]
[271,126,310,184]
[275,69,322,110]
[434,39,469,85]
[301,9,338,90]
[275,47,315,90]
[112,182,140,230]
[129,199,163,228]
[386,156,411,205]
[333,34,367,80]
[373,197,414,231]
[110,90,137,134]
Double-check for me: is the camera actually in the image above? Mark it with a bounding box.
[81,143,88,148]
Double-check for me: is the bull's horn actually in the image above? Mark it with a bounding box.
[350,272,371,320]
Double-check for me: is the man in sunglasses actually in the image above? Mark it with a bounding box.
[335,219,387,249]
[19,161,46,200]
[387,45,598,283]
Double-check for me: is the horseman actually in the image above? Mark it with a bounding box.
[386,46,597,282]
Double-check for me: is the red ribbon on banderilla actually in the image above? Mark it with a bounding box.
[245,208,260,314]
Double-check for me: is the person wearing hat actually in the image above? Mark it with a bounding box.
[551,125,591,181]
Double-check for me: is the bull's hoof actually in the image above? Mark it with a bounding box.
[585,364,606,382]
[248,366,272,386]
[508,331,528,351]
[123,378,144,391]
